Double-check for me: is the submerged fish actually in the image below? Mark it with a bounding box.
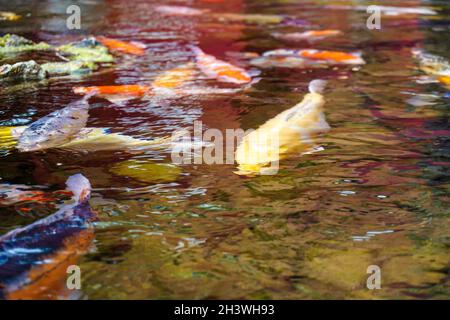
[212,13,284,25]
[0,184,54,206]
[0,174,95,299]
[152,63,196,92]
[235,79,330,175]
[154,5,208,16]
[1,126,172,152]
[96,36,145,56]
[272,30,342,42]
[192,46,253,84]
[412,49,450,88]
[250,55,308,69]
[327,5,437,16]
[263,49,365,65]
[0,11,21,21]
[73,84,151,104]
[17,93,95,152]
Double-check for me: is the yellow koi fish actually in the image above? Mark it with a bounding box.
[0,126,171,153]
[235,79,330,175]
[0,11,21,21]
[152,63,196,92]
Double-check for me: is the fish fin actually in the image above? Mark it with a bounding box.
[308,79,327,94]
[188,45,203,57]
[66,174,91,204]
[81,90,98,103]
[103,95,136,105]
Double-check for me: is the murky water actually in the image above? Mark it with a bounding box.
[0,0,449,299]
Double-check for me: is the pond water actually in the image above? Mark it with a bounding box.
[0,0,449,299]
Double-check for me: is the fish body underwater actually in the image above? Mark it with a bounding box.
[0,174,95,299]
[235,79,330,175]
[17,94,95,152]
[192,46,253,84]
[263,49,365,65]
[1,126,171,153]
[272,30,342,42]
[412,49,450,88]
[73,84,151,104]
[96,36,145,56]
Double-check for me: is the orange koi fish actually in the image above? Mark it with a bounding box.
[152,63,196,91]
[272,30,342,41]
[192,46,253,84]
[73,84,152,104]
[96,36,145,55]
[263,49,365,65]
[0,184,55,206]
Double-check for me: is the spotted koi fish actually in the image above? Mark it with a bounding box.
[0,174,95,299]
[412,49,450,88]
[96,36,145,56]
[192,46,253,84]
[263,49,365,65]
[17,93,95,152]
[272,30,342,41]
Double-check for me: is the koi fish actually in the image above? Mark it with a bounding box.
[412,49,450,88]
[235,79,330,175]
[272,30,342,42]
[263,49,365,65]
[0,174,95,299]
[154,5,209,16]
[17,93,95,152]
[1,126,172,153]
[192,46,253,84]
[0,184,54,206]
[152,63,196,92]
[212,13,284,25]
[73,84,151,104]
[327,5,437,16]
[96,36,145,56]
[0,11,21,21]
[250,55,308,69]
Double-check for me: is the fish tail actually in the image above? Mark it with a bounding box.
[65,174,92,204]
[308,79,327,94]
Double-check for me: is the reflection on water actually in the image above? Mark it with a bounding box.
[0,0,449,299]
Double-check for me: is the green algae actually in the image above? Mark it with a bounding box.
[41,60,98,76]
[0,34,51,55]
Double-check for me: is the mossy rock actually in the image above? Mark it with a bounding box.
[41,60,98,76]
[0,60,47,81]
[0,34,50,54]
[57,37,114,63]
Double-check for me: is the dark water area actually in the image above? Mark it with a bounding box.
[0,0,449,299]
